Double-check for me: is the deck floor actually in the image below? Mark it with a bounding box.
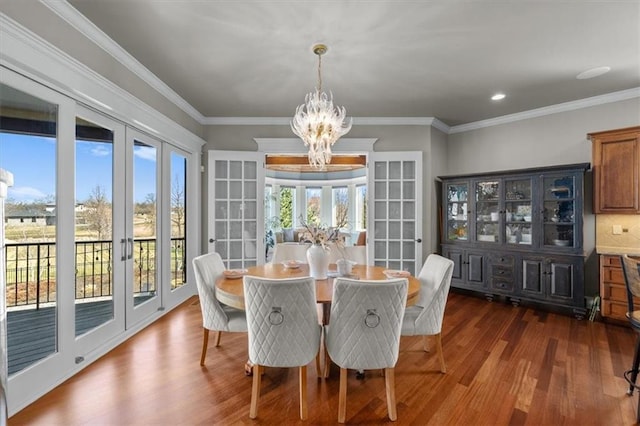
[7,300,113,375]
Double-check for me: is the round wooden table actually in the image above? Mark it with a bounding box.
[216,263,421,324]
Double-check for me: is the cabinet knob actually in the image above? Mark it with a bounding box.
[209,238,215,243]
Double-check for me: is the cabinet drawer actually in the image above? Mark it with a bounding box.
[489,277,514,292]
[601,299,629,322]
[491,265,514,280]
[489,253,515,266]
[603,255,622,267]
[602,283,627,302]
[603,267,625,284]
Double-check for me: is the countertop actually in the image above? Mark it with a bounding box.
[596,245,640,256]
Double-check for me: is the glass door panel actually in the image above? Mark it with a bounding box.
[543,174,576,248]
[445,182,468,241]
[475,180,500,243]
[170,152,187,290]
[132,139,158,304]
[73,108,125,355]
[74,117,116,337]
[0,84,58,375]
[504,178,533,245]
[125,128,162,326]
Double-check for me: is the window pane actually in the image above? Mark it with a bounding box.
[170,152,187,290]
[306,187,321,224]
[332,186,348,227]
[1,84,58,375]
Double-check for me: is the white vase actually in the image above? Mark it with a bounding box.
[306,244,329,279]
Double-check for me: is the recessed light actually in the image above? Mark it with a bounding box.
[576,66,611,80]
[491,93,506,101]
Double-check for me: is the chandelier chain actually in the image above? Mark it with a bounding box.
[317,52,322,92]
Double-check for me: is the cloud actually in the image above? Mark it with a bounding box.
[134,146,157,162]
[9,186,46,201]
[90,145,111,157]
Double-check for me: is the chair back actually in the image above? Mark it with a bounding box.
[326,278,408,370]
[271,243,310,264]
[622,255,640,313]
[327,245,367,265]
[410,254,455,334]
[243,276,321,367]
[192,252,232,331]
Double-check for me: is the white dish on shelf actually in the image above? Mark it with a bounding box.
[553,239,570,247]
[478,235,495,242]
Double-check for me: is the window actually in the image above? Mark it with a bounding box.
[279,186,294,228]
[332,186,348,228]
[355,184,367,231]
[305,187,321,224]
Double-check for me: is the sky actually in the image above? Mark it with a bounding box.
[0,132,183,204]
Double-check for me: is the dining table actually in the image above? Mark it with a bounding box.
[216,263,421,325]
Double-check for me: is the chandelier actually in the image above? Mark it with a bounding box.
[291,44,352,169]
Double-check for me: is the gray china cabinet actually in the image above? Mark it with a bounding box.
[439,163,590,318]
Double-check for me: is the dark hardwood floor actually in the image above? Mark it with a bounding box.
[8,292,639,425]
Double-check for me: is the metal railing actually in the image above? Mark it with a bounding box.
[4,237,186,309]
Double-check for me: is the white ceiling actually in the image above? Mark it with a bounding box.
[65,1,640,127]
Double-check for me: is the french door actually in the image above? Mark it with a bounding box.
[369,152,423,275]
[207,151,264,267]
[73,107,127,355]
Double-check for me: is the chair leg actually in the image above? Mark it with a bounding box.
[385,367,397,421]
[200,328,209,366]
[338,367,348,423]
[629,333,640,395]
[423,335,430,352]
[324,344,330,378]
[435,332,446,374]
[214,330,222,347]
[315,352,321,378]
[250,365,262,419]
[299,365,308,420]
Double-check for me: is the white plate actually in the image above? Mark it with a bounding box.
[223,269,248,279]
[383,269,411,279]
[282,260,303,269]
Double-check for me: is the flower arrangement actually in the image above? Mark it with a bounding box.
[299,216,347,250]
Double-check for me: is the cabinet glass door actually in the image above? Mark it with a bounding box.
[504,178,533,245]
[474,180,500,243]
[543,174,576,248]
[445,182,469,242]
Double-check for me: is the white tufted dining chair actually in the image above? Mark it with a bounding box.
[243,275,322,420]
[270,242,310,264]
[400,253,455,373]
[192,252,247,366]
[324,277,408,423]
[327,244,367,265]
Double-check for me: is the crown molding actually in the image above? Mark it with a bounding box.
[449,87,640,134]
[41,0,205,124]
[254,138,377,154]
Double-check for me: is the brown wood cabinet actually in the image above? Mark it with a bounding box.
[589,126,640,214]
[599,254,636,323]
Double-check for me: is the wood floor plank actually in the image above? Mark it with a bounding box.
[8,292,640,425]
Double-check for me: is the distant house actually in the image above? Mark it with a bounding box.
[5,209,56,226]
